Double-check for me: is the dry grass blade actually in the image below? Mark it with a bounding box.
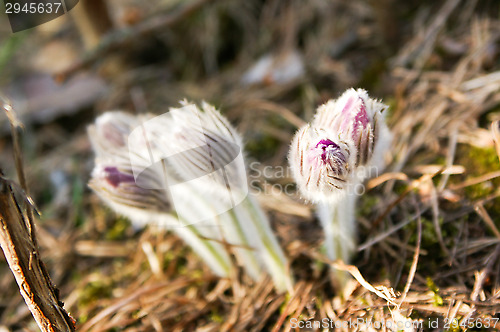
[392,0,461,68]
[366,172,408,190]
[74,240,135,258]
[448,170,500,190]
[398,196,422,307]
[80,280,196,332]
[242,100,306,129]
[372,170,444,229]
[271,282,306,332]
[471,245,500,302]
[474,203,500,240]
[412,165,465,175]
[358,209,426,252]
[430,180,452,259]
[282,282,314,332]
[331,260,397,305]
[438,127,458,191]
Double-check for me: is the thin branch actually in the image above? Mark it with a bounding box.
[398,194,422,308]
[372,169,444,229]
[0,178,76,331]
[474,203,500,240]
[56,0,216,81]
[2,97,37,248]
[0,101,75,331]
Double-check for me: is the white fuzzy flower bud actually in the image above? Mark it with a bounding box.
[89,165,172,228]
[157,101,249,207]
[290,88,391,203]
[289,88,392,285]
[88,111,234,277]
[289,124,354,203]
[313,88,391,173]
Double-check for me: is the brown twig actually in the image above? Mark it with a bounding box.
[391,0,461,69]
[0,101,75,331]
[398,194,423,308]
[2,98,37,249]
[55,0,215,81]
[0,178,76,331]
[429,179,453,259]
[372,169,444,229]
[242,99,307,129]
[463,244,500,323]
[448,170,500,190]
[474,203,500,240]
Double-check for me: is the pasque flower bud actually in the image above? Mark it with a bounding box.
[158,101,292,292]
[289,88,392,288]
[88,112,173,227]
[162,101,248,205]
[290,88,391,203]
[89,165,171,226]
[313,88,391,173]
[88,111,234,277]
[289,125,354,203]
[88,103,293,292]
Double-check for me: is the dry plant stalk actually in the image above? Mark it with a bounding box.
[71,0,114,49]
[57,0,215,81]
[0,180,76,332]
[0,101,75,331]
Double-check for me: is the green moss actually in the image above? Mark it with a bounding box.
[174,250,190,275]
[0,31,27,76]
[454,145,500,218]
[78,279,113,307]
[384,96,397,118]
[189,269,204,279]
[358,195,378,216]
[407,217,442,249]
[72,176,85,227]
[210,309,224,323]
[393,182,409,196]
[465,183,494,201]
[246,133,281,160]
[463,150,497,199]
[105,217,130,241]
[163,250,177,266]
[445,318,461,332]
[457,145,499,187]
[400,216,451,280]
[426,277,443,306]
[77,313,88,324]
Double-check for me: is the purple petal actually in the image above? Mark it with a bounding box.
[339,96,369,137]
[351,100,370,139]
[311,139,347,170]
[340,96,356,117]
[103,166,136,187]
[315,139,340,163]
